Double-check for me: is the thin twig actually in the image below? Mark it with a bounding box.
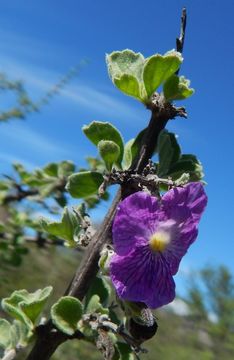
[175,7,187,75]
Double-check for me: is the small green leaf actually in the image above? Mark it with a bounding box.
[0,319,12,350]
[13,163,31,182]
[40,207,81,246]
[143,51,183,97]
[122,128,148,169]
[114,74,141,101]
[20,287,53,324]
[83,121,124,163]
[85,294,100,313]
[51,296,83,335]
[1,287,53,329]
[57,161,75,177]
[163,74,194,101]
[157,130,181,176]
[66,171,103,198]
[43,162,58,177]
[85,295,109,315]
[106,50,147,102]
[98,140,120,171]
[106,49,144,83]
[122,139,135,170]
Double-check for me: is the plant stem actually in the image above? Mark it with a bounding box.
[25,9,187,360]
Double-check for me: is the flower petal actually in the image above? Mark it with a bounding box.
[161,182,207,274]
[163,226,198,275]
[162,182,207,225]
[112,191,160,255]
[110,245,175,309]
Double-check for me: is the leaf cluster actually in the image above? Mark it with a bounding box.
[106,49,194,104]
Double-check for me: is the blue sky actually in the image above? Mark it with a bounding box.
[0,0,233,294]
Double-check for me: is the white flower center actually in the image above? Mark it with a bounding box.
[149,231,171,252]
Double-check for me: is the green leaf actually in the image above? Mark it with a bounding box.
[12,320,32,347]
[1,287,53,328]
[57,161,75,177]
[0,319,12,350]
[122,128,148,169]
[106,49,144,83]
[66,171,103,198]
[169,154,204,181]
[13,163,31,182]
[51,296,83,335]
[85,295,109,315]
[40,207,81,246]
[98,140,120,171]
[85,276,111,309]
[83,121,124,163]
[122,139,135,170]
[114,74,141,101]
[157,130,181,176]
[143,51,183,97]
[106,50,147,102]
[43,162,58,177]
[163,74,194,101]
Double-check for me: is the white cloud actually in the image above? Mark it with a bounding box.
[0,28,61,64]
[0,152,37,170]
[0,54,143,123]
[62,84,142,121]
[0,122,68,157]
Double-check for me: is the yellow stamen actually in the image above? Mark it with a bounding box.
[149,231,170,252]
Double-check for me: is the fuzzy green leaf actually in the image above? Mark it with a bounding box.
[66,171,103,198]
[1,287,53,329]
[143,51,183,97]
[85,294,109,315]
[51,296,83,335]
[83,121,124,163]
[114,74,141,100]
[40,207,81,246]
[98,140,120,171]
[106,49,144,82]
[163,74,194,101]
[106,50,148,102]
[12,320,32,347]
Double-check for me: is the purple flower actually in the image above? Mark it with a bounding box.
[110,182,207,309]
